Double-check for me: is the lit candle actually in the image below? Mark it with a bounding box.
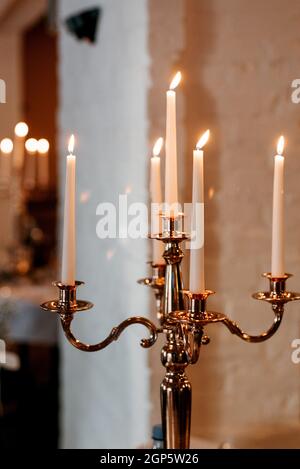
[0,138,13,186]
[61,134,76,285]
[37,138,50,188]
[189,130,210,293]
[14,122,29,170]
[165,71,181,210]
[271,136,285,277]
[150,137,164,265]
[24,138,38,189]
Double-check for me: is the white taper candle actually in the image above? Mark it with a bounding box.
[271,136,285,277]
[37,138,50,188]
[189,130,210,293]
[61,134,76,285]
[24,138,38,189]
[165,71,181,209]
[150,137,164,265]
[0,138,13,186]
[14,122,29,170]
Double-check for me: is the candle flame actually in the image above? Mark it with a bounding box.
[153,137,163,156]
[277,135,284,155]
[25,138,38,153]
[37,138,50,154]
[68,134,75,154]
[0,138,13,154]
[15,122,29,138]
[169,71,181,90]
[196,129,210,149]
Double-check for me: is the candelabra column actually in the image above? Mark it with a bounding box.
[160,217,186,322]
[158,216,191,448]
[160,328,191,449]
[161,241,185,320]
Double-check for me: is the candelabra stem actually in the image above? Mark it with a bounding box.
[161,371,191,449]
[154,290,163,324]
[162,240,185,320]
[160,329,191,449]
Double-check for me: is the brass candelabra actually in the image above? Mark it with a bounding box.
[41,215,300,449]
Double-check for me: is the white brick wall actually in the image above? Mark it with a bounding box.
[59,0,150,448]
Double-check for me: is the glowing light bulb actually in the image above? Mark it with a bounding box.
[14,122,29,138]
[37,138,50,154]
[0,138,13,154]
[25,138,38,153]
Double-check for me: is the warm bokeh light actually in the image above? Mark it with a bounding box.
[152,137,163,157]
[169,71,181,90]
[14,122,29,138]
[196,129,210,149]
[208,187,215,200]
[277,135,285,155]
[0,286,12,299]
[68,134,75,154]
[37,138,50,154]
[25,138,38,153]
[0,138,13,154]
[80,191,91,203]
[106,249,116,260]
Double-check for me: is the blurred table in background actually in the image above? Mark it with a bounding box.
[0,271,59,449]
[1,279,57,344]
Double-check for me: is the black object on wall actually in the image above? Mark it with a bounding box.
[65,7,101,43]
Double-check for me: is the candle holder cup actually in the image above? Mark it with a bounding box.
[138,262,165,324]
[41,281,93,315]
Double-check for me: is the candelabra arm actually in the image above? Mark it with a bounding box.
[60,314,159,352]
[221,273,300,343]
[221,308,283,343]
[41,282,159,351]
